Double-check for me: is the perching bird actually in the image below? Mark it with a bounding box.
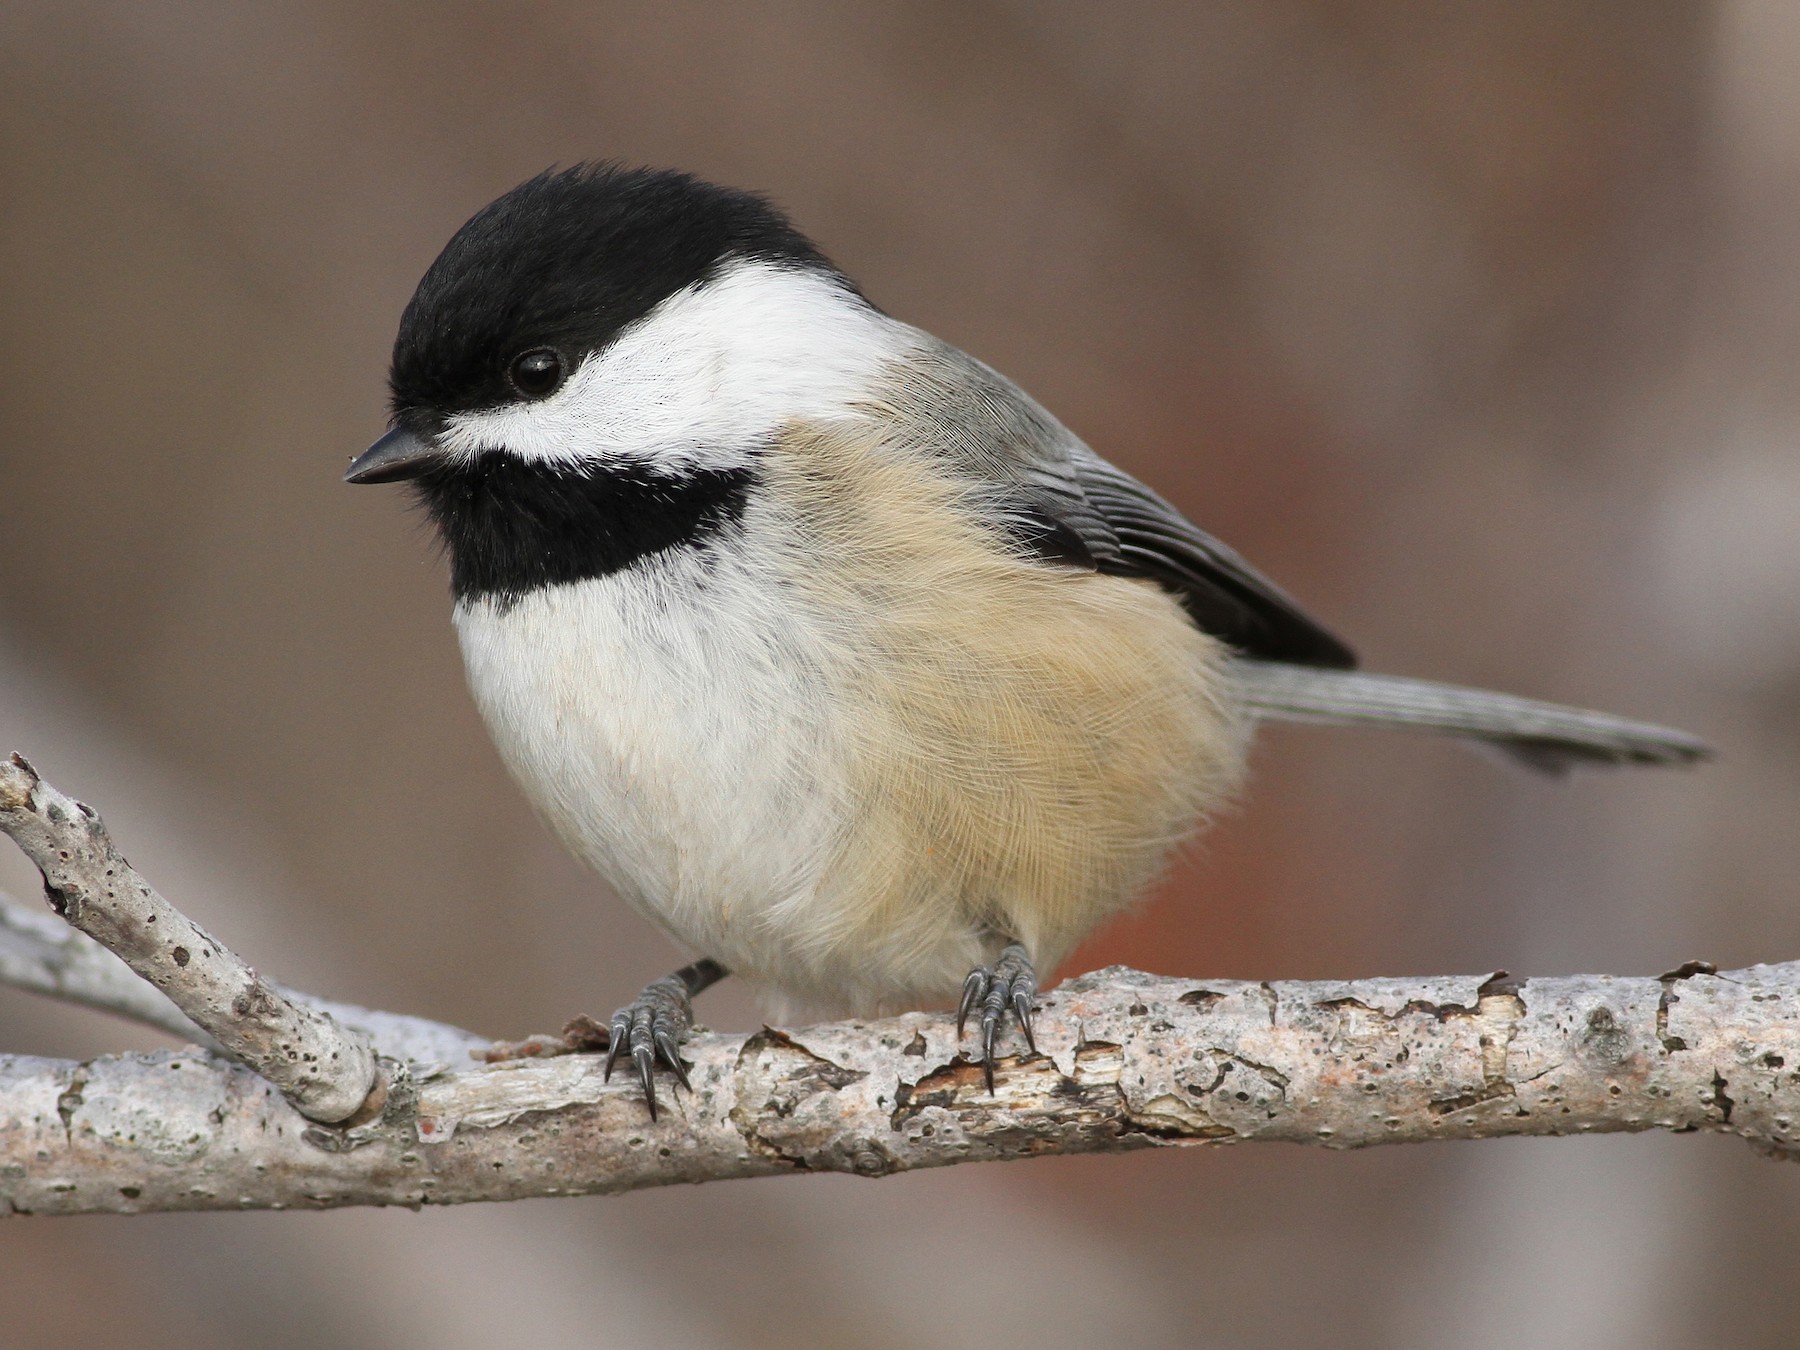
[347,164,1708,1115]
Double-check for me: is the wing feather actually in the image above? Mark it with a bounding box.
[868,335,1355,668]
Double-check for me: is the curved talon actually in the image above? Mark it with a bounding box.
[481,962,725,1119]
[603,1011,630,1082]
[597,973,706,1119]
[1012,987,1038,1054]
[957,967,989,1037]
[655,1030,690,1090]
[632,1042,660,1120]
[980,1005,1002,1093]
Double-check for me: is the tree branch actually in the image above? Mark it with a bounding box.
[0,882,213,1045]
[2,753,1796,1217]
[0,888,489,1070]
[0,753,462,1121]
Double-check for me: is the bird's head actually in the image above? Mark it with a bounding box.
[348,162,877,489]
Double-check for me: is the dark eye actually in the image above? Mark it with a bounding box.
[509,348,565,399]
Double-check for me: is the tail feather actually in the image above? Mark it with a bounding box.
[1232,660,1712,775]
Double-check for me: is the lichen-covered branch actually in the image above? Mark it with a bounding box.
[0,754,380,1123]
[3,754,1798,1217]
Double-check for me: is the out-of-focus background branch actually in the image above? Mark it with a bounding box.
[1,4,1796,1347]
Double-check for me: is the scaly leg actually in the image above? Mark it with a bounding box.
[957,941,1039,1093]
[601,958,727,1120]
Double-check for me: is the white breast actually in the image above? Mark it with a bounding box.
[453,543,856,979]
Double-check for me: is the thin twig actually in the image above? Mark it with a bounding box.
[0,889,487,1070]
[0,887,211,1044]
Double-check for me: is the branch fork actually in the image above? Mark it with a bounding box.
[1,753,381,1124]
[2,751,1797,1217]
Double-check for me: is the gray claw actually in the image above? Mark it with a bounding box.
[633,1042,659,1120]
[1013,987,1038,1054]
[603,1013,629,1081]
[980,1007,1002,1093]
[655,1030,690,1090]
[957,967,988,1037]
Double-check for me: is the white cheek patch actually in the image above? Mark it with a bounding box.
[439,259,906,473]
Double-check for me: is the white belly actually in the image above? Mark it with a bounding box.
[454,548,869,1002]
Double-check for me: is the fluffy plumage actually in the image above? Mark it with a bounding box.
[359,163,1708,1035]
[457,417,1241,1018]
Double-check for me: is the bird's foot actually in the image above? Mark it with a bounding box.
[597,973,698,1121]
[957,941,1039,1093]
[476,960,724,1121]
[476,980,696,1121]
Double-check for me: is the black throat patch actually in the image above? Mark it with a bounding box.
[412,456,754,605]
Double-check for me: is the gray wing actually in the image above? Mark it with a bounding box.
[870,335,1356,669]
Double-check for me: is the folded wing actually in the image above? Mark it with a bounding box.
[875,336,1355,667]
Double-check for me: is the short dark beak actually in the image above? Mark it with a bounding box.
[345,427,447,485]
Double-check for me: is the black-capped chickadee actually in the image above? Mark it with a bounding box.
[348,164,1708,1116]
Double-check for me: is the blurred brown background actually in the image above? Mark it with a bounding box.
[3,3,1798,1346]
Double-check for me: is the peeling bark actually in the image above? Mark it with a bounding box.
[5,961,1800,1215]
[4,753,1798,1217]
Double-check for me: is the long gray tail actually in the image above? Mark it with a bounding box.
[1232,660,1712,774]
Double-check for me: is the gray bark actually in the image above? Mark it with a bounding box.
[0,891,488,1072]
[0,753,380,1122]
[4,960,1796,1215]
[2,753,1795,1217]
